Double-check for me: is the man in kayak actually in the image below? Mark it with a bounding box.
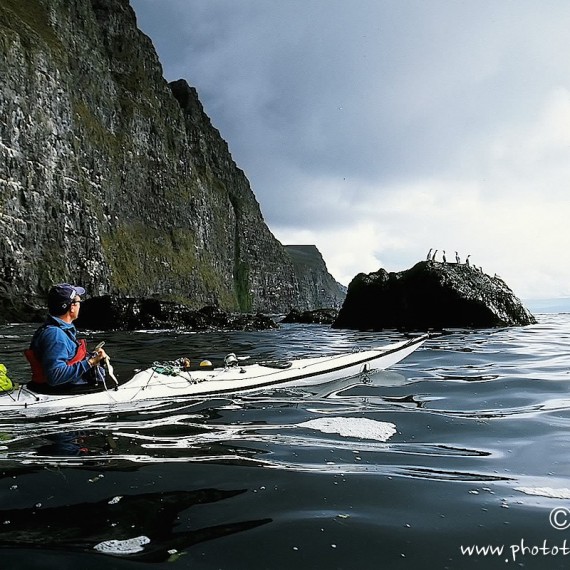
[25,283,108,388]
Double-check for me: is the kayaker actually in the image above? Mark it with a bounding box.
[25,283,108,388]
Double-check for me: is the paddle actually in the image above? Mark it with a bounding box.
[94,341,119,390]
[104,355,119,390]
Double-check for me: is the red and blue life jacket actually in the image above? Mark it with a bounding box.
[24,325,88,384]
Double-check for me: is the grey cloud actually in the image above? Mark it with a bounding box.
[129,0,570,297]
[132,1,570,188]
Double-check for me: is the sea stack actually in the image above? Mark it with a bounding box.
[333,261,536,330]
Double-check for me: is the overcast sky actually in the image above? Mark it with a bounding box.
[130,0,570,301]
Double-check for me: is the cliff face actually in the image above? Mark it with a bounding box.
[333,261,536,330]
[284,245,346,309]
[0,0,321,317]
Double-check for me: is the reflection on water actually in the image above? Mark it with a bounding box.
[0,486,270,562]
[1,315,570,566]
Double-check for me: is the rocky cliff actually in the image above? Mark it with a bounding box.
[284,245,346,309]
[333,261,536,330]
[0,0,334,319]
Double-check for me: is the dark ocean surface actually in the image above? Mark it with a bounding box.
[1,313,570,569]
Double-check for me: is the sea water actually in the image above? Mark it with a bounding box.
[1,314,569,569]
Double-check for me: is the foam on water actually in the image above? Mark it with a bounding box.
[93,535,150,555]
[298,416,397,441]
[516,486,570,499]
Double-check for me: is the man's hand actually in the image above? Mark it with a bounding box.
[88,348,108,367]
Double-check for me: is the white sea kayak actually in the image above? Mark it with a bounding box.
[0,334,427,412]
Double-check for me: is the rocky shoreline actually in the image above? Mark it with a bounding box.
[0,261,537,333]
[74,296,277,332]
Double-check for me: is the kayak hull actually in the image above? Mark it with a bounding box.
[1,335,427,412]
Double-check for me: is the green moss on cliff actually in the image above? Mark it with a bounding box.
[102,223,194,292]
[0,0,64,57]
[72,98,117,149]
[101,223,236,308]
[234,259,252,312]
[37,245,68,291]
[228,194,252,312]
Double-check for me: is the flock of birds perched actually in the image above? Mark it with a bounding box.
[425,249,504,282]
[426,248,470,265]
[426,248,484,272]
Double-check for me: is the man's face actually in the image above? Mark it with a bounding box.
[69,296,82,321]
